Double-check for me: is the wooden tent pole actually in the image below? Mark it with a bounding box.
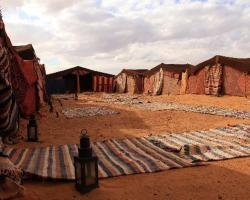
[75,72,80,100]
[77,73,80,93]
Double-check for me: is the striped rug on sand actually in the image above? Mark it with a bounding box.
[4,124,249,180]
[147,124,250,162]
[3,138,195,180]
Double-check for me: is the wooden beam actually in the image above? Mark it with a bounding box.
[75,73,80,100]
[76,73,80,93]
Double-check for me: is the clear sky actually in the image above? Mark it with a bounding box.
[2,0,250,74]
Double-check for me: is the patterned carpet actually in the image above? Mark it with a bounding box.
[3,138,195,180]
[147,124,250,162]
[3,124,250,180]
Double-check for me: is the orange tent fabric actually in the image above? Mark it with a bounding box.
[18,60,38,117]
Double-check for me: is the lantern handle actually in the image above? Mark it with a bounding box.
[81,129,88,137]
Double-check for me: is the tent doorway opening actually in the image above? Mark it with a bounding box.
[79,73,93,92]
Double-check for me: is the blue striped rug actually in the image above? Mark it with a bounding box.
[4,124,249,181]
[3,138,195,180]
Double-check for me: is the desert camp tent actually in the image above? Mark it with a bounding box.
[114,69,148,94]
[144,63,192,95]
[188,55,250,97]
[0,18,21,139]
[14,44,48,116]
[46,66,114,94]
[14,44,37,60]
[0,15,46,140]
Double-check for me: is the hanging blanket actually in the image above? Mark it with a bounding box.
[35,63,47,106]
[18,60,37,117]
[115,73,127,93]
[3,138,196,180]
[204,64,223,96]
[153,68,164,95]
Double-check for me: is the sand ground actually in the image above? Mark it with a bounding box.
[13,94,250,200]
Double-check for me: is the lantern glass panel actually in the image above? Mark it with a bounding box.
[84,161,96,186]
[29,127,36,139]
[75,161,82,185]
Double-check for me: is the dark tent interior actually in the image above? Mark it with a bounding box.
[46,66,114,94]
[47,74,93,94]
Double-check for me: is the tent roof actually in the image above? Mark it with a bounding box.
[145,63,192,76]
[14,44,36,60]
[47,66,114,79]
[191,55,250,74]
[117,69,149,77]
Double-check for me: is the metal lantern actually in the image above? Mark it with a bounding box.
[74,129,98,193]
[27,114,38,142]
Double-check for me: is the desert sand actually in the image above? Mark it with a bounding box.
[13,94,250,200]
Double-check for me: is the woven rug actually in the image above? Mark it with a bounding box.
[62,107,119,118]
[3,124,250,181]
[147,124,250,162]
[102,94,250,119]
[3,138,195,180]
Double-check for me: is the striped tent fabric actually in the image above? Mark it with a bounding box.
[147,124,250,162]
[0,47,20,143]
[0,83,19,137]
[3,138,196,180]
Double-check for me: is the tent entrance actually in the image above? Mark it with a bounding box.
[79,73,93,92]
[57,73,94,94]
[135,75,144,93]
[64,74,77,93]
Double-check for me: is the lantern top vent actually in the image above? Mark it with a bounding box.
[80,129,88,138]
